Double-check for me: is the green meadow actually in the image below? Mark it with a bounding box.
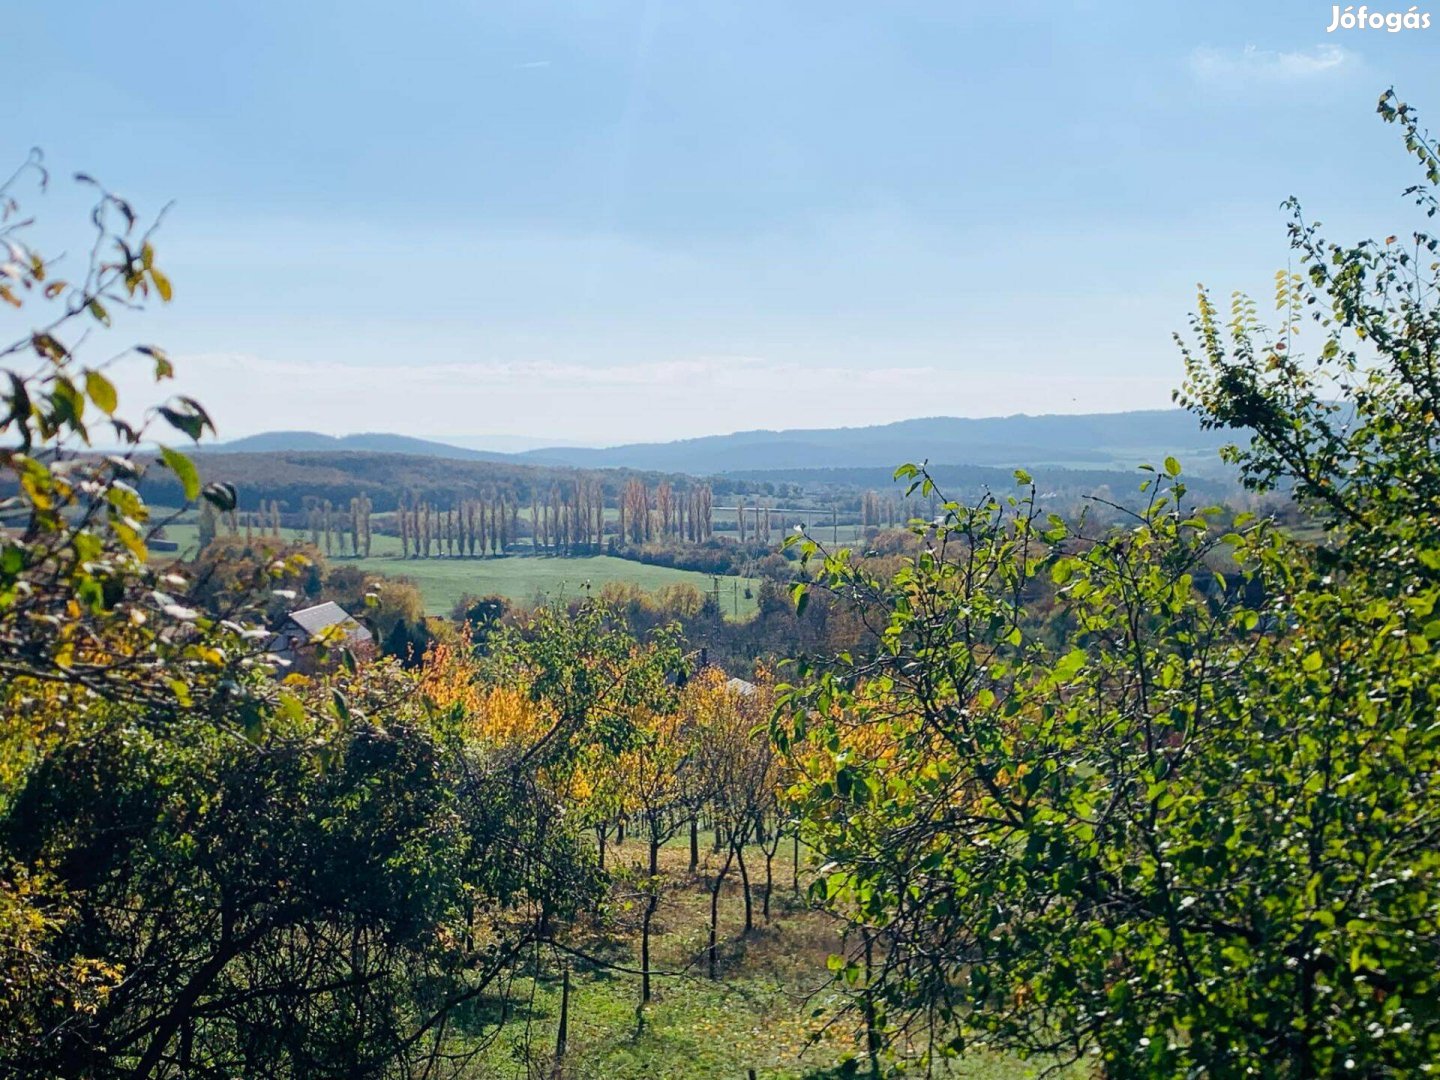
[153,522,763,619]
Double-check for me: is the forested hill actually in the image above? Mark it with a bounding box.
[516,409,1235,473]
[215,408,1238,476]
[138,451,676,513]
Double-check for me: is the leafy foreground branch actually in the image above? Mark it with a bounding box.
[777,90,1440,1078]
[0,158,608,1078]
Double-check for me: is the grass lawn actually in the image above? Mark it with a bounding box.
[152,523,762,619]
[352,553,762,620]
[456,840,1082,1080]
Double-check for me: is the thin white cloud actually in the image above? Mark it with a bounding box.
[1188,44,1357,83]
[110,353,1178,446]
[514,60,552,69]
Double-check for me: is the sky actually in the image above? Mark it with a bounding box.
[7,1,1440,447]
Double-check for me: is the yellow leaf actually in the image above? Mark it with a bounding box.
[85,370,118,415]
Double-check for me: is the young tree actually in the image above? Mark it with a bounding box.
[611,707,693,1004]
[686,669,775,974]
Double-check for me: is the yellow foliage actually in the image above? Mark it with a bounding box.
[420,641,557,750]
[605,707,690,819]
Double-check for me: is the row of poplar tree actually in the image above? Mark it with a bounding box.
[197,495,377,557]
[359,480,721,558]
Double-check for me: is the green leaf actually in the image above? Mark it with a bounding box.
[137,344,174,380]
[168,679,193,706]
[84,370,117,415]
[1164,456,1182,478]
[158,396,214,441]
[5,372,32,448]
[1053,649,1086,682]
[160,445,201,501]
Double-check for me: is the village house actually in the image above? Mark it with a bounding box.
[268,601,375,673]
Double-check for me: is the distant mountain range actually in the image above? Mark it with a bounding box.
[208,410,1239,477]
[203,431,512,462]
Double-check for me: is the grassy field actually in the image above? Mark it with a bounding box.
[460,839,1080,1080]
[153,523,762,619]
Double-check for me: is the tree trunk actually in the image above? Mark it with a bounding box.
[641,890,658,1004]
[763,849,774,922]
[556,964,570,1066]
[792,829,801,894]
[707,846,735,979]
[689,817,699,872]
[863,931,881,1077]
[735,843,754,933]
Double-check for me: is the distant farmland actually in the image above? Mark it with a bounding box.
[154,524,762,619]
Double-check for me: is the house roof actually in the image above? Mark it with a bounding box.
[283,601,372,642]
[726,676,756,696]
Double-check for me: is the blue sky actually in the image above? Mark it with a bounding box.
[8,1,1440,446]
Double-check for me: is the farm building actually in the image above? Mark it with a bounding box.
[268,601,374,672]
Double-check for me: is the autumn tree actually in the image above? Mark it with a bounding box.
[609,707,694,1004]
[682,669,777,976]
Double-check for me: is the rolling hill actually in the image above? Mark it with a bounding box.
[203,431,511,461]
[212,409,1239,477]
